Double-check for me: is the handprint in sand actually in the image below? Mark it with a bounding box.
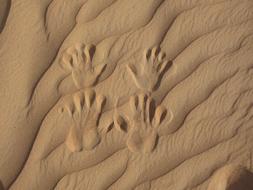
[62,90,106,152]
[127,47,172,92]
[60,43,106,89]
[114,93,167,153]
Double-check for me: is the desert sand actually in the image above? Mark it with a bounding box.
[0,0,253,189]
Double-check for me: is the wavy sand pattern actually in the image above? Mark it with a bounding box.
[0,0,253,189]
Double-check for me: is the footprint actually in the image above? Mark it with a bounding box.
[61,90,106,152]
[60,43,107,89]
[114,93,167,153]
[127,46,172,92]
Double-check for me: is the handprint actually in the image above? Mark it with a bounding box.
[60,43,106,89]
[62,89,106,152]
[127,47,172,92]
[114,93,167,153]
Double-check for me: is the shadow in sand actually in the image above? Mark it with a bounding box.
[0,180,4,190]
[229,169,253,190]
[0,0,11,33]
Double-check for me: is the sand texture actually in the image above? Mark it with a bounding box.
[0,0,253,189]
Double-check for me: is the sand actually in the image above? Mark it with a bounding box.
[0,0,253,189]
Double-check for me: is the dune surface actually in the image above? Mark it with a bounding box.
[0,0,253,189]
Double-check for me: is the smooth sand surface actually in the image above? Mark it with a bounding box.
[0,0,253,189]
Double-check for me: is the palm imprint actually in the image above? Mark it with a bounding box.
[114,93,167,153]
[127,46,172,92]
[60,43,106,89]
[62,90,106,152]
